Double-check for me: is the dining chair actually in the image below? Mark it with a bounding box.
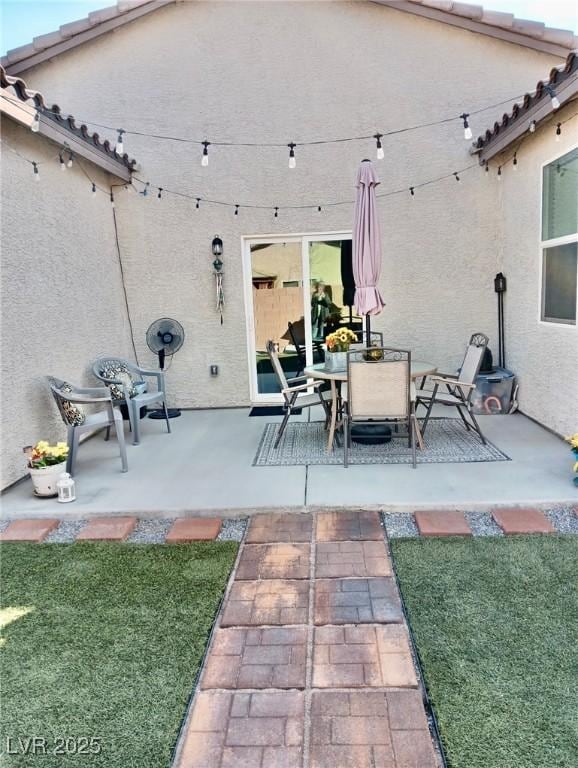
[343,347,420,468]
[266,340,332,448]
[416,343,487,443]
[47,377,128,475]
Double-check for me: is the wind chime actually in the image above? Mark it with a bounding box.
[212,235,224,324]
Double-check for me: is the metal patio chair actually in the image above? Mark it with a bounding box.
[92,357,171,445]
[416,343,487,444]
[343,347,420,469]
[266,340,332,448]
[47,377,128,475]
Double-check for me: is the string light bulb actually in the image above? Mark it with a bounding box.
[116,130,125,154]
[32,161,39,180]
[513,153,518,170]
[116,129,125,154]
[274,207,279,218]
[460,113,472,140]
[288,143,296,169]
[59,152,66,171]
[110,191,115,208]
[485,161,489,175]
[555,123,562,142]
[453,171,460,182]
[234,204,239,216]
[544,85,560,110]
[374,133,384,160]
[497,166,502,180]
[195,198,200,209]
[157,187,163,199]
[317,206,322,212]
[66,151,73,168]
[409,187,415,196]
[201,141,210,167]
[30,111,40,133]
[91,182,97,196]
[529,119,537,133]
[142,181,150,197]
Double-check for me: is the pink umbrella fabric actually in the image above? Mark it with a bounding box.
[353,160,385,317]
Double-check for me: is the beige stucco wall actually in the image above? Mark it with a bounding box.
[495,102,578,437]
[8,2,565,420]
[1,119,134,488]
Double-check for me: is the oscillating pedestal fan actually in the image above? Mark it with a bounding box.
[146,318,184,419]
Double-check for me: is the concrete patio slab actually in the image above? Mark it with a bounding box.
[0,518,58,542]
[2,408,575,518]
[492,507,555,534]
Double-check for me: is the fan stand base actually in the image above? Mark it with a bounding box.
[148,409,181,419]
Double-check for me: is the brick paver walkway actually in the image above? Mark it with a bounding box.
[176,511,438,768]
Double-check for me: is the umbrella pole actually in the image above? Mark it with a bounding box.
[365,314,371,346]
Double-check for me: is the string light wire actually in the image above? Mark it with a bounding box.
[0,87,555,153]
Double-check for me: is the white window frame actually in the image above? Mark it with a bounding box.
[539,145,578,328]
[242,231,351,404]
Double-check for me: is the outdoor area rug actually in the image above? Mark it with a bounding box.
[249,406,302,417]
[253,418,510,466]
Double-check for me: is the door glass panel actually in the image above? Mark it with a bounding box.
[308,239,358,356]
[250,242,304,393]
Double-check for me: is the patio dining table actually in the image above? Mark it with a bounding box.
[304,360,438,451]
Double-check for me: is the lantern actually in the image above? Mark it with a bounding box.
[212,236,224,323]
[56,472,76,503]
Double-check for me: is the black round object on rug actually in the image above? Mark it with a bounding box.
[350,423,392,445]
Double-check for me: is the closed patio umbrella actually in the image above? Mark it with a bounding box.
[353,159,385,342]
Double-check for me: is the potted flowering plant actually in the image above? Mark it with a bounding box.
[565,433,578,486]
[24,441,69,497]
[325,327,358,371]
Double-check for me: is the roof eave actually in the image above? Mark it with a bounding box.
[2,0,173,76]
[372,0,575,58]
[1,88,135,181]
[475,72,578,162]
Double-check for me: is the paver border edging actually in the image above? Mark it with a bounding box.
[385,535,449,768]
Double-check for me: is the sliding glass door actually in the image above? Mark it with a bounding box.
[243,233,352,403]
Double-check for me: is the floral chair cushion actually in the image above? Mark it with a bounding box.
[99,360,138,401]
[59,382,86,426]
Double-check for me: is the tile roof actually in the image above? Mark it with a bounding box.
[1,0,576,75]
[474,51,578,156]
[1,64,137,172]
[394,1,577,51]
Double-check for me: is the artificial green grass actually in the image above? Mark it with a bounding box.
[391,536,578,768]
[0,542,238,767]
